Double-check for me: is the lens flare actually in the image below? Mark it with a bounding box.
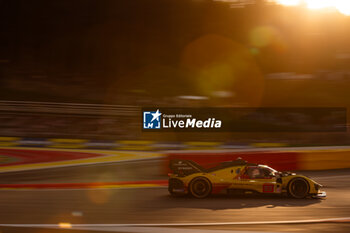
[274,0,350,16]
[275,0,301,6]
[335,1,350,16]
[58,222,72,229]
[305,0,332,10]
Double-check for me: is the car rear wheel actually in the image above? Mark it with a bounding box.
[168,178,185,196]
[189,177,212,198]
[288,178,309,199]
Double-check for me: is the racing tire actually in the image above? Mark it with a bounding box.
[168,178,185,196]
[288,178,309,199]
[189,177,212,199]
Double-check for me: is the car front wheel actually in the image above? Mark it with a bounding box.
[288,178,309,199]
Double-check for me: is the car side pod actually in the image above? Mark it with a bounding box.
[313,191,327,199]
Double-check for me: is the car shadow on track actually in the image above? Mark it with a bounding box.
[153,194,323,210]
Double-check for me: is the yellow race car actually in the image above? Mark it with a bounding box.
[168,158,326,199]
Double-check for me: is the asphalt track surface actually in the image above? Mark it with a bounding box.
[1,160,350,232]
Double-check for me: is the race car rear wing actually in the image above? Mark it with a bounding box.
[169,159,206,176]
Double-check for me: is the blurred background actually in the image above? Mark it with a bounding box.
[0,0,349,145]
[1,1,350,232]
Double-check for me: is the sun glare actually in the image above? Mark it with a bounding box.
[274,0,350,16]
[305,0,332,10]
[275,0,301,6]
[335,1,350,16]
